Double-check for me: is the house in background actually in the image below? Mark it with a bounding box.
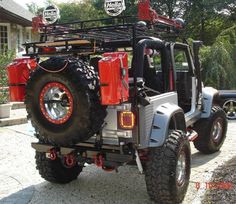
[0,0,37,53]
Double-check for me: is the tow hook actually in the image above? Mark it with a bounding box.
[94,154,115,172]
[94,154,104,167]
[187,129,198,141]
[49,149,57,160]
[64,154,76,168]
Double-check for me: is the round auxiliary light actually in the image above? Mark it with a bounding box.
[43,4,60,25]
[104,0,126,16]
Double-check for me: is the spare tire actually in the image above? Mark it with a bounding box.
[25,57,106,146]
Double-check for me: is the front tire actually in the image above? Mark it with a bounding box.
[145,130,191,204]
[193,106,227,154]
[35,151,83,184]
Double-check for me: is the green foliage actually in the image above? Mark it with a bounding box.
[27,2,43,15]
[58,0,104,24]
[183,0,236,44]
[201,25,236,89]
[152,0,187,18]
[0,52,15,104]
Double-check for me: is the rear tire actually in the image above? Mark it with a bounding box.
[193,106,227,154]
[145,130,191,204]
[25,57,106,146]
[35,151,83,184]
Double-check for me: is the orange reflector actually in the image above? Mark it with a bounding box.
[118,111,135,130]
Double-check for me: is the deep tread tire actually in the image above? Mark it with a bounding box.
[35,151,82,184]
[25,57,106,146]
[145,130,191,204]
[193,106,227,154]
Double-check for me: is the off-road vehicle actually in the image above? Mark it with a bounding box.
[12,1,227,203]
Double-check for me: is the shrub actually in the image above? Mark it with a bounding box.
[0,51,15,104]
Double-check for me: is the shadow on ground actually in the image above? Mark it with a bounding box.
[0,165,152,204]
[0,186,35,204]
[0,147,223,204]
[191,151,221,168]
[203,156,236,204]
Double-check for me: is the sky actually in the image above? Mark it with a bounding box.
[13,0,75,9]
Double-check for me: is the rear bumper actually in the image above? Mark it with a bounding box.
[31,142,134,165]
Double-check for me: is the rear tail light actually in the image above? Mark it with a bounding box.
[118,111,135,130]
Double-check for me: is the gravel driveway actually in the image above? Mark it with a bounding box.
[0,121,236,204]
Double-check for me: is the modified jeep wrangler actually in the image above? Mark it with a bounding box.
[11,1,227,203]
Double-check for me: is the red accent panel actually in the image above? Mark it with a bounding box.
[98,52,129,105]
[32,16,45,33]
[169,68,174,91]
[42,47,56,53]
[7,58,37,102]
[138,0,183,29]
[138,0,152,21]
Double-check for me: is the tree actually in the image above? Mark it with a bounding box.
[151,0,187,18]
[183,0,236,44]
[26,0,54,15]
[58,0,103,23]
[26,2,44,15]
[201,25,236,89]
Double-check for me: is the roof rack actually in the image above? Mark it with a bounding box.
[24,17,181,57]
[24,1,183,57]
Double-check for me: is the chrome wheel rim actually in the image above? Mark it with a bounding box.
[176,151,186,186]
[223,100,236,120]
[39,82,73,124]
[211,118,223,143]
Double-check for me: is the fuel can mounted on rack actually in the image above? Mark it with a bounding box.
[98,52,129,105]
[7,58,37,102]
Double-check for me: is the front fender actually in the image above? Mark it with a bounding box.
[201,87,219,118]
[149,103,185,147]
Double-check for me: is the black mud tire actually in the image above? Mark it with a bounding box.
[145,130,191,204]
[25,57,106,146]
[35,151,82,184]
[193,106,227,154]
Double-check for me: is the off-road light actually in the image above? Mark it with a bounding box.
[118,111,135,130]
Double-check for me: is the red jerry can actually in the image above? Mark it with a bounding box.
[7,58,37,102]
[98,52,129,105]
